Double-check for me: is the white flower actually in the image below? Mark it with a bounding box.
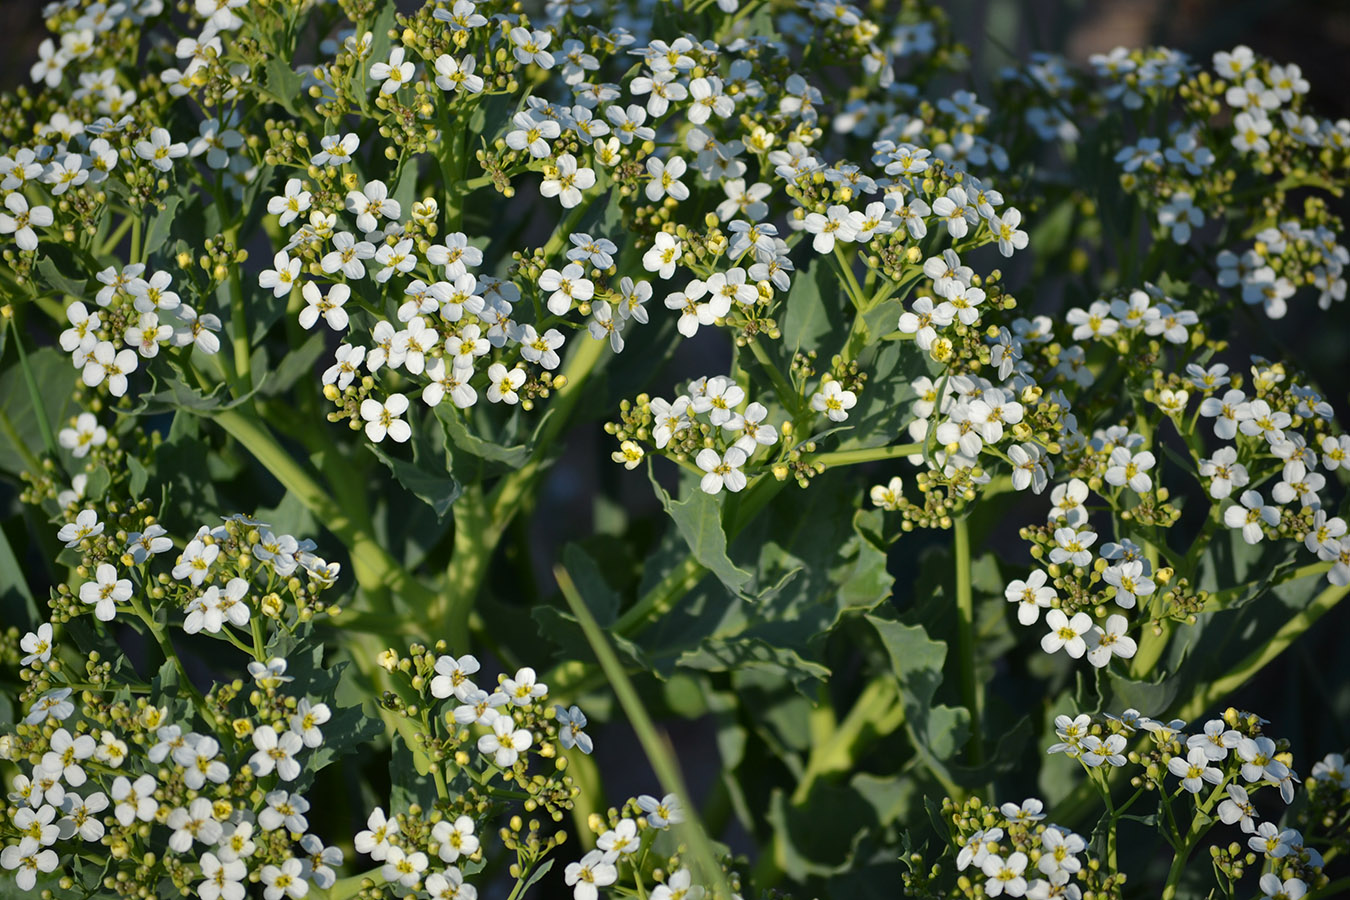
[541,154,596,209]
[58,509,104,547]
[1217,784,1260,833]
[434,54,484,93]
[1224,490,1280,544]
[354,807,400,862]
[1232,111,1273,154]
[652,868,703,900]
[1005,570,1055,626]
[198,852,246,900]
[696,447,748,494]
[564,849,618,900]
[20,623,54,666]
[324,344,366,390]
[259,250,302,297]
[956,827,1003,871]
[110,774,158,826]
[258,790,310,833]
[1041,609,1092,658]
[81,341,138,396]
[487,363,527,405]
[502,666,548,705]
[1049,527,1096,568]
[636,793,683,828]
[803,204,858,253]
[1037,828,1085,880]
[989,208,1029,256]
[267,178,312,227]
[645,155,689,202]
[539,263,595,315]
[321,231,376,279]
[167,797,222,851]
[432,815,480,863]
[260,857,307,900]
[360,393,411,443]
[133,127,188,171]
[1086,615,1137,668]
[505,111,561,158]
[78,563,132,621]
[0,837,58,891]
[1101,560,1154,609]
[370,46,414,93]
[980,851,1028,897]
[249,725,303,781]
[298,282,350,331]
[346,180,401,233]
[425,867,474,900]
[555,705,594,754]
[643,232,685,280]
[1158,192,1204,243]
[810,380,857,422]
[1198,446,1249,499]
[58,412,107,458]
[1168,746,1224,793]
[1259,874,1307,900]
[290,699,332,748]
[477,714,533,767]
[312,133,360,167]
[510,27,555,68]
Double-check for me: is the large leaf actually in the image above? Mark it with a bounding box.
[0,346,75,476]
[437,405,532,468]
[649,469,752,597]
[868,615,970,764]
[367,411,462,521]
[782,259,848,360]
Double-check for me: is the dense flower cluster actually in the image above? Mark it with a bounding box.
[1,0,1348,898]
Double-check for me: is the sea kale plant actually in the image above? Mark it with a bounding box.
[0,0,1348,899]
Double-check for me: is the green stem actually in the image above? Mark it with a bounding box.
[953,517,984,770]
[556,565,733,900]
[812,442,922,468]
[212,408,435,611]
[127,595,219,729]
[745,337,801,416]
[790,677,902,804]
[1173,581,1350,721]
[439,332,609,636]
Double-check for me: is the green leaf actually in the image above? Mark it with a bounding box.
[265,59,305,116]
[253,337,327,398]
[765,784,875,878]
[392,157,422,219]
[782,260,848,359]
[0,515,38,625]
[128,373,259,416]
[144,195,183,260]
[649,469,752,597]
[0,346,75,476]
[84,465,112,501]
[127,455,149,498]
[676,637,830,685]
[389,733,439,817]
[868,614,971,762]
[366,413,462,520]
[518,859,555,896]
[437,405,531,467]
[36,256,90,297]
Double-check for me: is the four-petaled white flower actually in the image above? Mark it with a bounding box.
[696,447,747,495]
[360,393,412,443]
[370,47,415,93]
